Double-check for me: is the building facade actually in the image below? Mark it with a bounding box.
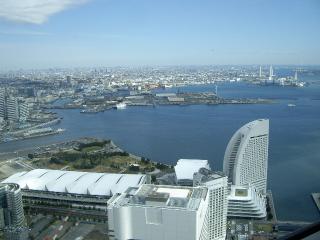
[6,97,19,122]
[108,184,210,240]
[2,169,149,223]
[0,88,7,119]
[0,88,29,123]
[193,168,228,240]
[223,119,269,195]
[0,183,24,228]
[227,185,266,219]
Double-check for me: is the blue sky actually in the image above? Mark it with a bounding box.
[0,0,319,70]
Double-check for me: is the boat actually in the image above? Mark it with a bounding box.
[115,102,127,109]
[287,103,296,107]
[56,128,66,133]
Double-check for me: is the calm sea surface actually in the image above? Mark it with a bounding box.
[1,71,320,221]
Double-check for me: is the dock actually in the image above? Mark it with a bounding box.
[311,193,320,212]
[267,190,277,222]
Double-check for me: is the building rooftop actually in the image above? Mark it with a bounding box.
[112,184,207,211]
[193,168,226,184]
[2,169,146,197]
[0,183,20,192]
[228,185,259,201]
[174,159,210,181]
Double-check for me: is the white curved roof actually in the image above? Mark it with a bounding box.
[174,159,210,181]
[2,169,146,197]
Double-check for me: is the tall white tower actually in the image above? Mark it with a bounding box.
[269,66,273,81]
[294,70,298,81]
[259,66,262,78]
[193,169,228,240]
[223,119,269,195]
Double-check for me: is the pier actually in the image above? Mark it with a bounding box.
[311,193,320,213]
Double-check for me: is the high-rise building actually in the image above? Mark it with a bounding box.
[0,183,27,240]
[269,66,273,81]
[0,183,25,228]
[6,97,19,122]
[108,184,211,240]
[193,168,228,240]
[0,88,6,119]
[18,102,29,122]
[223,119,269,195]
[0,89,29,123]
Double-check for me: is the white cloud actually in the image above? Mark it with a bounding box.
[0,0,90,24]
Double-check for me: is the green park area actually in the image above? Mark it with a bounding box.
[28,140,171,174]
[253,223,273,233]
[235,189,248,197]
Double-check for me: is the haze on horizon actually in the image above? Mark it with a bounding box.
[0,0,319,70]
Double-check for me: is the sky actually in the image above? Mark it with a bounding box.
[0,0,319,70]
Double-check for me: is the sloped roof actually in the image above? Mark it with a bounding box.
[2,169,146,197]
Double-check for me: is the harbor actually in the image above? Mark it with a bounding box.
[0,82,319,222]
[48,91,275,114]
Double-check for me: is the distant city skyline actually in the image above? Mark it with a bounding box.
[0,0,320,70]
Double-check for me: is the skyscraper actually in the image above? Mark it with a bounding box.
[193,168,228,240]
[223,119,269,195]
[0,183,25,228]
[0,183,27,240]
[6,97,19,122]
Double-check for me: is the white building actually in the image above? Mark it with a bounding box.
[2,169,149,223]
[193,168,228,240]
[175,159,210,186]
[223,119,269,195]
[2,169,147,198]
[269,66,274,81]
[108,184,210,240]
[227,185,266,219]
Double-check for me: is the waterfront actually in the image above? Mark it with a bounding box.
[1,80,320,222]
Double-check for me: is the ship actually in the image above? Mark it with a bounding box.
[287,103,296,107]
[115,102,127,109]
